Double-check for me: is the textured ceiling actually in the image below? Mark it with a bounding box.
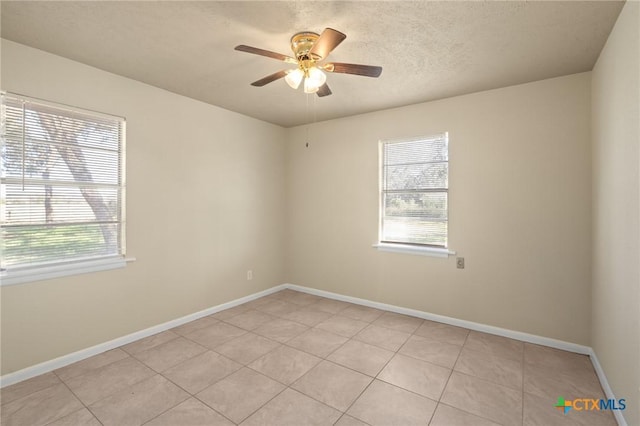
[0,1,625,127]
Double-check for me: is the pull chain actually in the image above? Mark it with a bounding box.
[21,101,26,191]
[305,93,310,147]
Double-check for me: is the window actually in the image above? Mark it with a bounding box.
[379,133,448,249]
[1,92,126,285]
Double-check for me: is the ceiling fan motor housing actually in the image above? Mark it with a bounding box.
[290,32,320,61]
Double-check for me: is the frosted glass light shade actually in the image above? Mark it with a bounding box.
[304,78,319,93]
[285,69,304,89]
[304,67,327,93]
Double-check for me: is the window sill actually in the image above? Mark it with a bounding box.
[373,243,455,258]
[0,256,136,286]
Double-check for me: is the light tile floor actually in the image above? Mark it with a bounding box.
[0,289,617,426]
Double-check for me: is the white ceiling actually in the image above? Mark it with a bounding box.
[1,1,624,128]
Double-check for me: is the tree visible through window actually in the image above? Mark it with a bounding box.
[380,134,448,247]
[0,93,125,274]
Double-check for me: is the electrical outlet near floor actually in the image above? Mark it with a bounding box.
[456,257,465,269]
[247,270,253,280]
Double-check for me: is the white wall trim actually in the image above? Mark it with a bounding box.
[0,284,287,388]
[0,256,128,287]
[589,348,628,426]
[2,281,623,426]
[372,243,456,258]
[283,283,591,354]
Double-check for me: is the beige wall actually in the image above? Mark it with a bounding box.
[591,2,640,425]
[0,40,287,374]
[286,73,592,345]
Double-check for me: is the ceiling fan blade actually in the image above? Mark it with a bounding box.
[251,70,288,87]
[309,28,346,60]
[324,62,383,77]
[235,45,297,64]
[316,83,332,97]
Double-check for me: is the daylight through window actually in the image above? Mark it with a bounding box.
[380,133,448,247]
[0,93,126,276]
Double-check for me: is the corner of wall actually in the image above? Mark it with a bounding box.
[590,2,640,425]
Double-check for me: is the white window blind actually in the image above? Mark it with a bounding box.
[0,92,126,274]
[380,133,448,247]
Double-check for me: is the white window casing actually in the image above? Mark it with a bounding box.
[377,133,452,257]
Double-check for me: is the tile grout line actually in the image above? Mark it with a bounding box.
[0,377,61,407]
[53,356,160,408]
[287,330,380,423]
[436,370,530,425]
[430,330,521,426]
[335,377,376,425]
[136,386,191,426]
[265,302,363,422]
[428,326,469,425]
[52,370,105,426]
[158,362,240,425]
[209,331,281,356]
[120,330,182,357]
[335,314,432,424]
[226,383,287,425]
[435,401,504,426]
[129,341,209,376]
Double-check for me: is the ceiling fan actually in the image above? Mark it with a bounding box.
[235,28,382,97]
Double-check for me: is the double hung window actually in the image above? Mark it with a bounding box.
[1,93,126,284]
[379,133,449,248]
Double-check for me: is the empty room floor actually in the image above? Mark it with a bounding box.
[0,289,616,426]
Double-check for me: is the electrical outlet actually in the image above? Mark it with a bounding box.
[456,257,465,269]
[247,270,253,280]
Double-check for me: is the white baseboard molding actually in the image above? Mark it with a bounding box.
[284,283,592,354]
[588,348,628,426]
[0,284,287,388]
[2,281,626,426]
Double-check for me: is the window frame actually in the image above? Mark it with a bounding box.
[375,133,454,258]
[0,92,127,286]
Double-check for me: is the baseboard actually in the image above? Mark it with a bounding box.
[284,283,592,355]
[0,284,287,388]
[589,348,628,426]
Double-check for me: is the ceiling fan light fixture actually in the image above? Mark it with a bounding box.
[303,78,319,94]
[285,68,304,89]
[303,66,326,93]
[284,68,304,89]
